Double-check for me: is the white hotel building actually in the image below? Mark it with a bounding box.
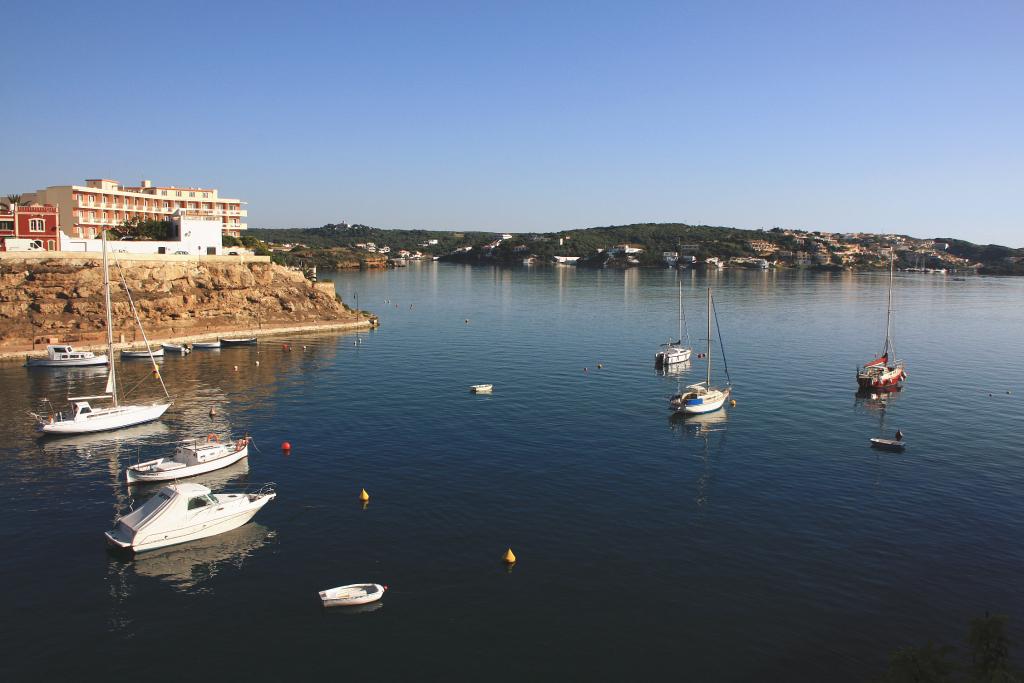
[26,178,247,240]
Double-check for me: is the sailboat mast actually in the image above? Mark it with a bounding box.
[884,247,894,357]
[706,287,712,386]
[677,277,683,343]
[102,230,118,406]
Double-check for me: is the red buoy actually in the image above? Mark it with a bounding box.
[281,441,292,451]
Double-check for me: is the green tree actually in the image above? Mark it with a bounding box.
[967,614,1020,682]
[879,642,959,683]
[117,217,171,240]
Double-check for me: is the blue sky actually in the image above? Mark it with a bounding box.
[6,1,1022,245]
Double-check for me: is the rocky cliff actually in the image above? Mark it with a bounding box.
[0,256,371,351]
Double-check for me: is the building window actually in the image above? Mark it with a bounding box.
[161,190,167,196]
[189,192,195,197]
[202,193,208,198]
[176,191,182,197]
[47,240,55,250]
[29,219,46,232]
[0,220,13,232]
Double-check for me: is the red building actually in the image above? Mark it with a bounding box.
[0,204,61,251]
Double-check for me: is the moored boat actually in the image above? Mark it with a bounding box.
[655,277,692,368]
[670,287,732,415]
[319,583,387,607]
[857,249,907,390]
[870,438,907,452]
[192,340,221,349]
[122,347,164,359]
[126,435,251,484]
[26,345,108,368]
[220,337,257,346]
[105,482,276,553]
[161,343,191,355]
[31,232,172,435]
[470,384,493,393]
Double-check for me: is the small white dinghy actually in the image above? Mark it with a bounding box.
[161,343,191,355]
[122,347,164,359]
[870,437,907,452]
[192,340,221,349]
[470,384,493,393]
[319,583,387,608]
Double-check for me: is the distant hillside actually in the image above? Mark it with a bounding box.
[250,223,1023,274]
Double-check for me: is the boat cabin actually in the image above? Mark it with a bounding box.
[46,345,95,361]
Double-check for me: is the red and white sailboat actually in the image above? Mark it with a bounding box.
[857,249,906,390]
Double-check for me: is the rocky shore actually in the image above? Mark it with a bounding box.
[0,256,376,357]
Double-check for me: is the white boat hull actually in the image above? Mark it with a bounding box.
[39,403,170,435]
[656,347,691,366]
[127,445,249,483]
[122,348,164,358]
[106,492,274,553]
[26,355,109,367]
[192,341,221,349]
[320,583,386,607]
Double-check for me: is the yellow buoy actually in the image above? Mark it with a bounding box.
[730,399,737,407]
[359,488,370,502]
[503,548,516,564]
[152,369,160,379]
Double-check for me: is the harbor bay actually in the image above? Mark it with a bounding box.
[1,263,1022,680]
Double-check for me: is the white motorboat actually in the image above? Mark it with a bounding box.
[470,384,493,393]
[105,482,276,553]
[655,277,692,367]
[26,345,108,368]
[319,583,387,607]
[122,347,164,359]
[671,287,732,415]
[126,435,251,484]
[192,340,221,349]
[31,232,172,435]
[161,343,191,355]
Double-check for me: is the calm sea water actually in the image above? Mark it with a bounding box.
[1,264,1022,680]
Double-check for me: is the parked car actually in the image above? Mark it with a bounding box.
[228,251,239,255]
[174,250,189,255]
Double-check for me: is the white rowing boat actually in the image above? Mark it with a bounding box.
[470,384,493,393]
[319,583,387,607]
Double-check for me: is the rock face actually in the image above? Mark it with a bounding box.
[0,258,365,349]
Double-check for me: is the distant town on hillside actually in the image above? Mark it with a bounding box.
[249,223,1024,275]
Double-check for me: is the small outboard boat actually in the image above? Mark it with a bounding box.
[161,343,191,355]
[870,437,907,452]
[126,435,251,484]
[220,337,257,347]
[319,583,387,607]
[470,384,493,393]
[122,348,164,359]
[105,482,275,553]
[192,340,221,349]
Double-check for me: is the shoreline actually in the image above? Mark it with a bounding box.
[0,318,376,361]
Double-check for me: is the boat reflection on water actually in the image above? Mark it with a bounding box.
[656,360,691,377]
[112,522,275,593]
[668,409,728,508]
[40,421,171,457]
[322,600,384,616]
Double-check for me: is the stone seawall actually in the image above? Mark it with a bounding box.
[0,256,374,354]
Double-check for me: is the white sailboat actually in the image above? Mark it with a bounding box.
[32,232,171,435]
[670,287,731,415]
[655,277,692,367]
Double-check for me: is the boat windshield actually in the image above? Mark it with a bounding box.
[187,494,219,510]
